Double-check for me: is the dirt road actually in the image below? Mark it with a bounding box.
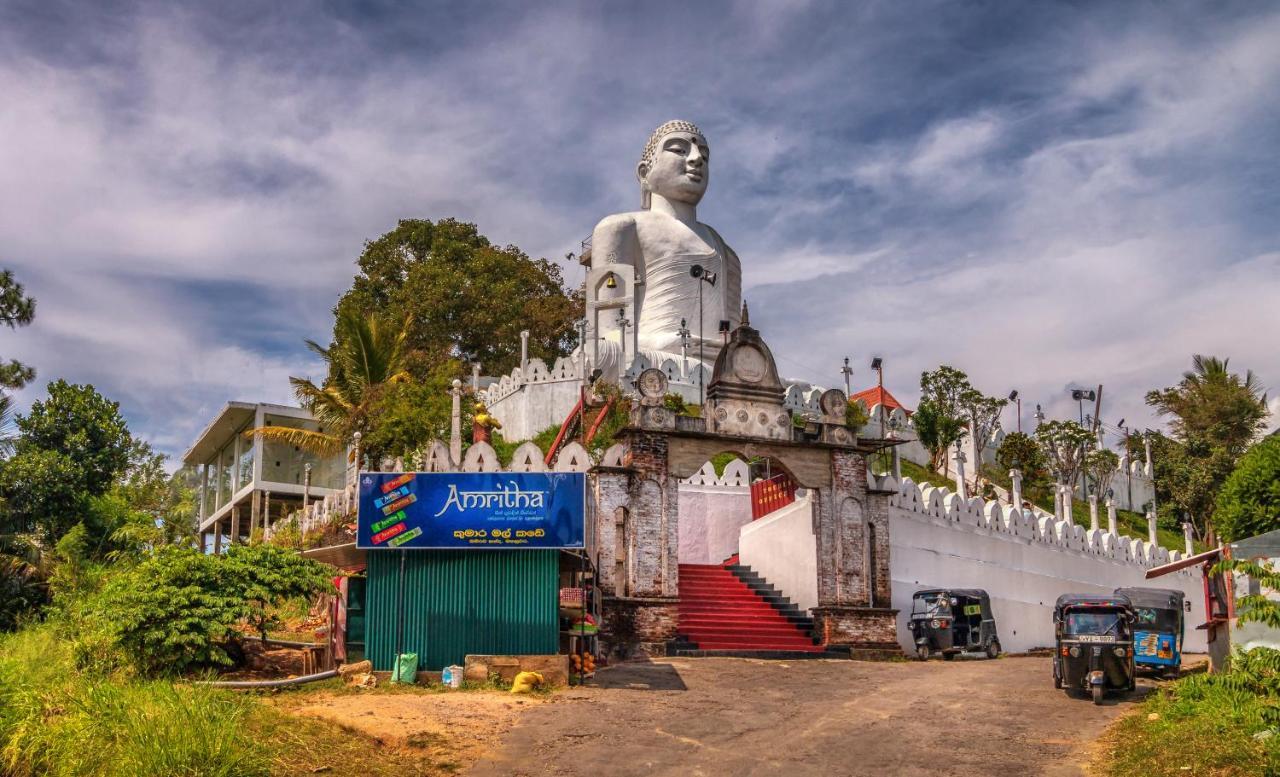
[468,655,1174,777]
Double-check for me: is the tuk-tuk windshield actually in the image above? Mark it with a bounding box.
[1064,610,1125,637]
[1133,607,1180,634]
[911,593,952,617]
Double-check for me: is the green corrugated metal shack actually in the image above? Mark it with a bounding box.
[364,549,559,671]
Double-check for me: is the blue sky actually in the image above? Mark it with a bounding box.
[1,0,1278,461]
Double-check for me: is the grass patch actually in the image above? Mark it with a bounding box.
[0,625,455,776]
[1094,669,1280,776]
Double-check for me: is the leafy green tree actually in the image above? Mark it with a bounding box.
[962,389,1007,465]
[995,431,1052,502]
[250,310,413,458]
[1146,355,1270,540]
[1035,420,1094,493]
[917,365,973,475]
[359,360,463,460]
[0,381,133,545]
[335,218,581,378]
[0,269,36,391]
[1083,448,1120,503]
[14,380,132,495]
[914,399,966,475]
[1214,436,1280,542]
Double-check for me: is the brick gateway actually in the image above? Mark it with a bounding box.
[588,313,899,659]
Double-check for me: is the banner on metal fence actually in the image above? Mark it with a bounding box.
[356,471,585,550]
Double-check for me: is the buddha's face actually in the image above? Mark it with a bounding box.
[639,131,709,206]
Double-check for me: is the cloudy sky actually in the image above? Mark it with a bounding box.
[2,0,1278,461]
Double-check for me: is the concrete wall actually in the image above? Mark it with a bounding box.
[884,475,1206,654]
[738,494,818,612]
[676,460,752,565]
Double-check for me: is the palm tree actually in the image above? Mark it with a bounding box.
[1147,354,1269,455]
[249,311,413,456]
[0,393,17,458]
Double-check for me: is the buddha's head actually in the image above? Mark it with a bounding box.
[637,120,709,210]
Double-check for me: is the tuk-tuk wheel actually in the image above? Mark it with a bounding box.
[1091,685,1104,705]
[916,645,930,661]
[986,640,1000,659]
[1053,673,1062,690]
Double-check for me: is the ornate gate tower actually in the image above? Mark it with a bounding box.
[589,309,899,659]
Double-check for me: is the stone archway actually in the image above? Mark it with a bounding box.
[589,317,899,659]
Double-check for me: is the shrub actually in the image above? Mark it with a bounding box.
[1215,435,1280,542]
[102,547,244,674]
[101,544,330,675]
[223,543,331,641]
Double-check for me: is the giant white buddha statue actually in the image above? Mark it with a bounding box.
[582,120,742,383]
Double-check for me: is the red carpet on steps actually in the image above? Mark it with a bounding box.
[677,564,824,652]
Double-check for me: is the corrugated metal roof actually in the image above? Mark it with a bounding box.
[365,550,559,671]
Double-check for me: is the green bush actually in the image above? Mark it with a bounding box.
[223,543,331,641]
[1215,435,1280,542]
[100,544,330,675]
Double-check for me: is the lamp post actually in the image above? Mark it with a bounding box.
[677,317,691,378]
[1008,389,1021,433]
[1070,388,1097,498]
[1118,418,1132,511]
[841,357,853,397]
[870,356,884,439]
[690,264,717,406]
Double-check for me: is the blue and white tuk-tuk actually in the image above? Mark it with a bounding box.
[1114,587,1186,679]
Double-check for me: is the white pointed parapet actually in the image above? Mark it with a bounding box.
[883,469,1182,569]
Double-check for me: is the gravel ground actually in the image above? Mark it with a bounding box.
[467,654,1194,777]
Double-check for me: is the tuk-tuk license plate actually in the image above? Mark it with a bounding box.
[1073,636,1116,643]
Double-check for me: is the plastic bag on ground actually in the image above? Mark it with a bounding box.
[392,652,418,684]
[510,671,545,693]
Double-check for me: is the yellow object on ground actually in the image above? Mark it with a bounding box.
[509,671,545,693]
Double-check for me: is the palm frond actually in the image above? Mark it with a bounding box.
[242,425,344,457]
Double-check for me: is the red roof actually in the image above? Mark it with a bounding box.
[850,385,910,414]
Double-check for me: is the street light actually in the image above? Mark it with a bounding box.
[1008,390,1021,433]
[841,357,853,396]
[870,357,885,438]
[690,264,717,405]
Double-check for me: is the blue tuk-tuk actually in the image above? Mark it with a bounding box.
[1114,587,1186,679]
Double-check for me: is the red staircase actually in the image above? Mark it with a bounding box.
[677,564,824,653]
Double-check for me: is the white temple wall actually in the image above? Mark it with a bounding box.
[737,494,818,613]
[676,460,752,566]
[885,477,1206,655]
[676,486,752,565]
[485,378,581,441]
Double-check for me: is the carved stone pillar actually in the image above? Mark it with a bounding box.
[1088,495,1099,532]
[1106,499,1119,536]
[1010,468,1023,509]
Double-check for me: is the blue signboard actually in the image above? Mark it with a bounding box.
[356,472,585,550]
